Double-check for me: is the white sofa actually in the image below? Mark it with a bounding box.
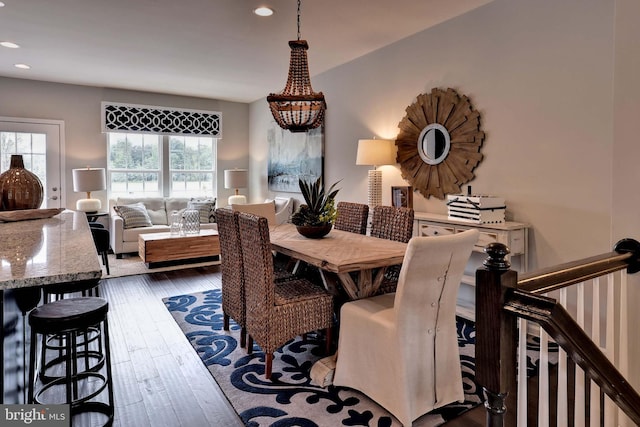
[109,196,294,258]
[109,197,217,258]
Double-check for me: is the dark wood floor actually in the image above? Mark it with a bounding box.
[4,265,489,426]
[101,265,243,427]
[2,266,242,427]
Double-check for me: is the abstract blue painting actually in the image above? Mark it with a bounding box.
[267,122,324,193]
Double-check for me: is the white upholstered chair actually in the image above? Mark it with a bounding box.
[333,229,479,426]
[232,201,277,225]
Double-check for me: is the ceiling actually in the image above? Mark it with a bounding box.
[0,0,492,103]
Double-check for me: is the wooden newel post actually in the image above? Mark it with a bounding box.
[475,242,519,427]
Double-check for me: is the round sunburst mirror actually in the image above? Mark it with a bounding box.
[396,88,485,199]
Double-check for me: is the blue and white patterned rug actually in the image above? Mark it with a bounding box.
[163,289,484,427]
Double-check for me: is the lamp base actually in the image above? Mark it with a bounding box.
[76,198,101,213]
[367,169,382,208]
[228,195,247,205]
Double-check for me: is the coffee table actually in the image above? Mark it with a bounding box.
[138,230,220,268]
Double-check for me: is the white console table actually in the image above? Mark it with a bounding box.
[413,212,529,320]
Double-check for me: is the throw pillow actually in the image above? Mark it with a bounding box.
[189,198,217,223]
[114,202,152,229]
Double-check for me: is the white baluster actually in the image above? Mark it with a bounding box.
[557,288,568,427]
[538,326,549,427]
[604,272,616,426]
[590,278,601,427]
[517,317,528,426]
[574,281,585,426]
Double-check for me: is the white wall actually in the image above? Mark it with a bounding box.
[0,77,250,209]
[613,0,640,390]
[251,0,617,270]
[250,0,640,386]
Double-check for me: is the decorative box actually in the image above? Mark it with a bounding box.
[446,194,506,224]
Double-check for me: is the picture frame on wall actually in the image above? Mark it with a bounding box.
[391,186,413,209]
[267,122,324,193]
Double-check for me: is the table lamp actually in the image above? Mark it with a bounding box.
[72,167,106,213]
[356,139,395,208]
[224,169,248,205]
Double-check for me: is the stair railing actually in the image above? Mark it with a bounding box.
[475,239,640,426]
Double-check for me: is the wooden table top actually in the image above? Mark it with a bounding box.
[269,223,407,274]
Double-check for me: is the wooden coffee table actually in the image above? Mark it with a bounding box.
[138,230,220,268]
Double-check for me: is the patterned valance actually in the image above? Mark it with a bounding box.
[101,102,222,137]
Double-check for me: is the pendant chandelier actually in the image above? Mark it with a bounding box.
[267,0,326,133]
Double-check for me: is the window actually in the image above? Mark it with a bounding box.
[169,136,215,196]
[108,133,160,196]
[107,132,216,198]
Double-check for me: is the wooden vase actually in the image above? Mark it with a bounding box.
[0,155,44,211]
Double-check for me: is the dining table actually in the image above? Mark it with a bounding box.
[0,209,102,403]
[269,223,408,300]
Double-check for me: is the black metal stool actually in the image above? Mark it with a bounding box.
[27,297,114,426]
[40,279,103,385]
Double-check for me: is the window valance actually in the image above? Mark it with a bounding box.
[101,102,222,137]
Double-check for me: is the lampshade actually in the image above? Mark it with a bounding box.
[356,139,396,166]
[72,167,106,213]
[224,169,248,190]
[224,169,248,205]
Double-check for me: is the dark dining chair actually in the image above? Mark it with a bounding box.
[216,208,248,348]
[370,205,414,294]
[217,208,302,350]
[334,201,369,235]
[238,212,334,379]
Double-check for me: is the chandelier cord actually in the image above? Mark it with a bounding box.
[297,0,301,40]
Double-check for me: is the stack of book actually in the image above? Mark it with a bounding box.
[446,194,506,224]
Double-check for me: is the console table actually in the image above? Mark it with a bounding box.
[413,212,530,320]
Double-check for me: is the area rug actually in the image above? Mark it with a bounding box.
[163,289,484,427]
[98,253,220,278]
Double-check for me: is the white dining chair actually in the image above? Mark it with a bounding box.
[333,229,479,426]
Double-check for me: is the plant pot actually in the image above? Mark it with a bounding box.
[296,223,332,239]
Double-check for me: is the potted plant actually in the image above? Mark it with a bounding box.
[291,177,340,238]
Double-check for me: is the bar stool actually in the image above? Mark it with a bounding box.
[27,297,114,426]
[40,279,103,385]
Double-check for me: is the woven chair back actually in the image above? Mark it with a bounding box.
[216,208,246,327]
[237,212,276,334]
[370,205,414,243]
[334,202,369,235]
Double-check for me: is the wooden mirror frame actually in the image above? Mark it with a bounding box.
[395,88,485,199]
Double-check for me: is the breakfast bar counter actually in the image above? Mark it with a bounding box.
[0,209,102,289]
[0,209,102,402]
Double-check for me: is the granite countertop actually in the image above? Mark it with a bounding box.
[0,209,102,290]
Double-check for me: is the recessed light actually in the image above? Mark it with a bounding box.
[0,2,5,7]
[1,41,20,49]
[14,63,31,69]
[254,6,274,17]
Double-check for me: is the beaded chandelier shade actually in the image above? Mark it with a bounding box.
[267,0,326,133]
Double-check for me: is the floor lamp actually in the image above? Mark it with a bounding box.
[356,139,395,208]
[224,169,248,205]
